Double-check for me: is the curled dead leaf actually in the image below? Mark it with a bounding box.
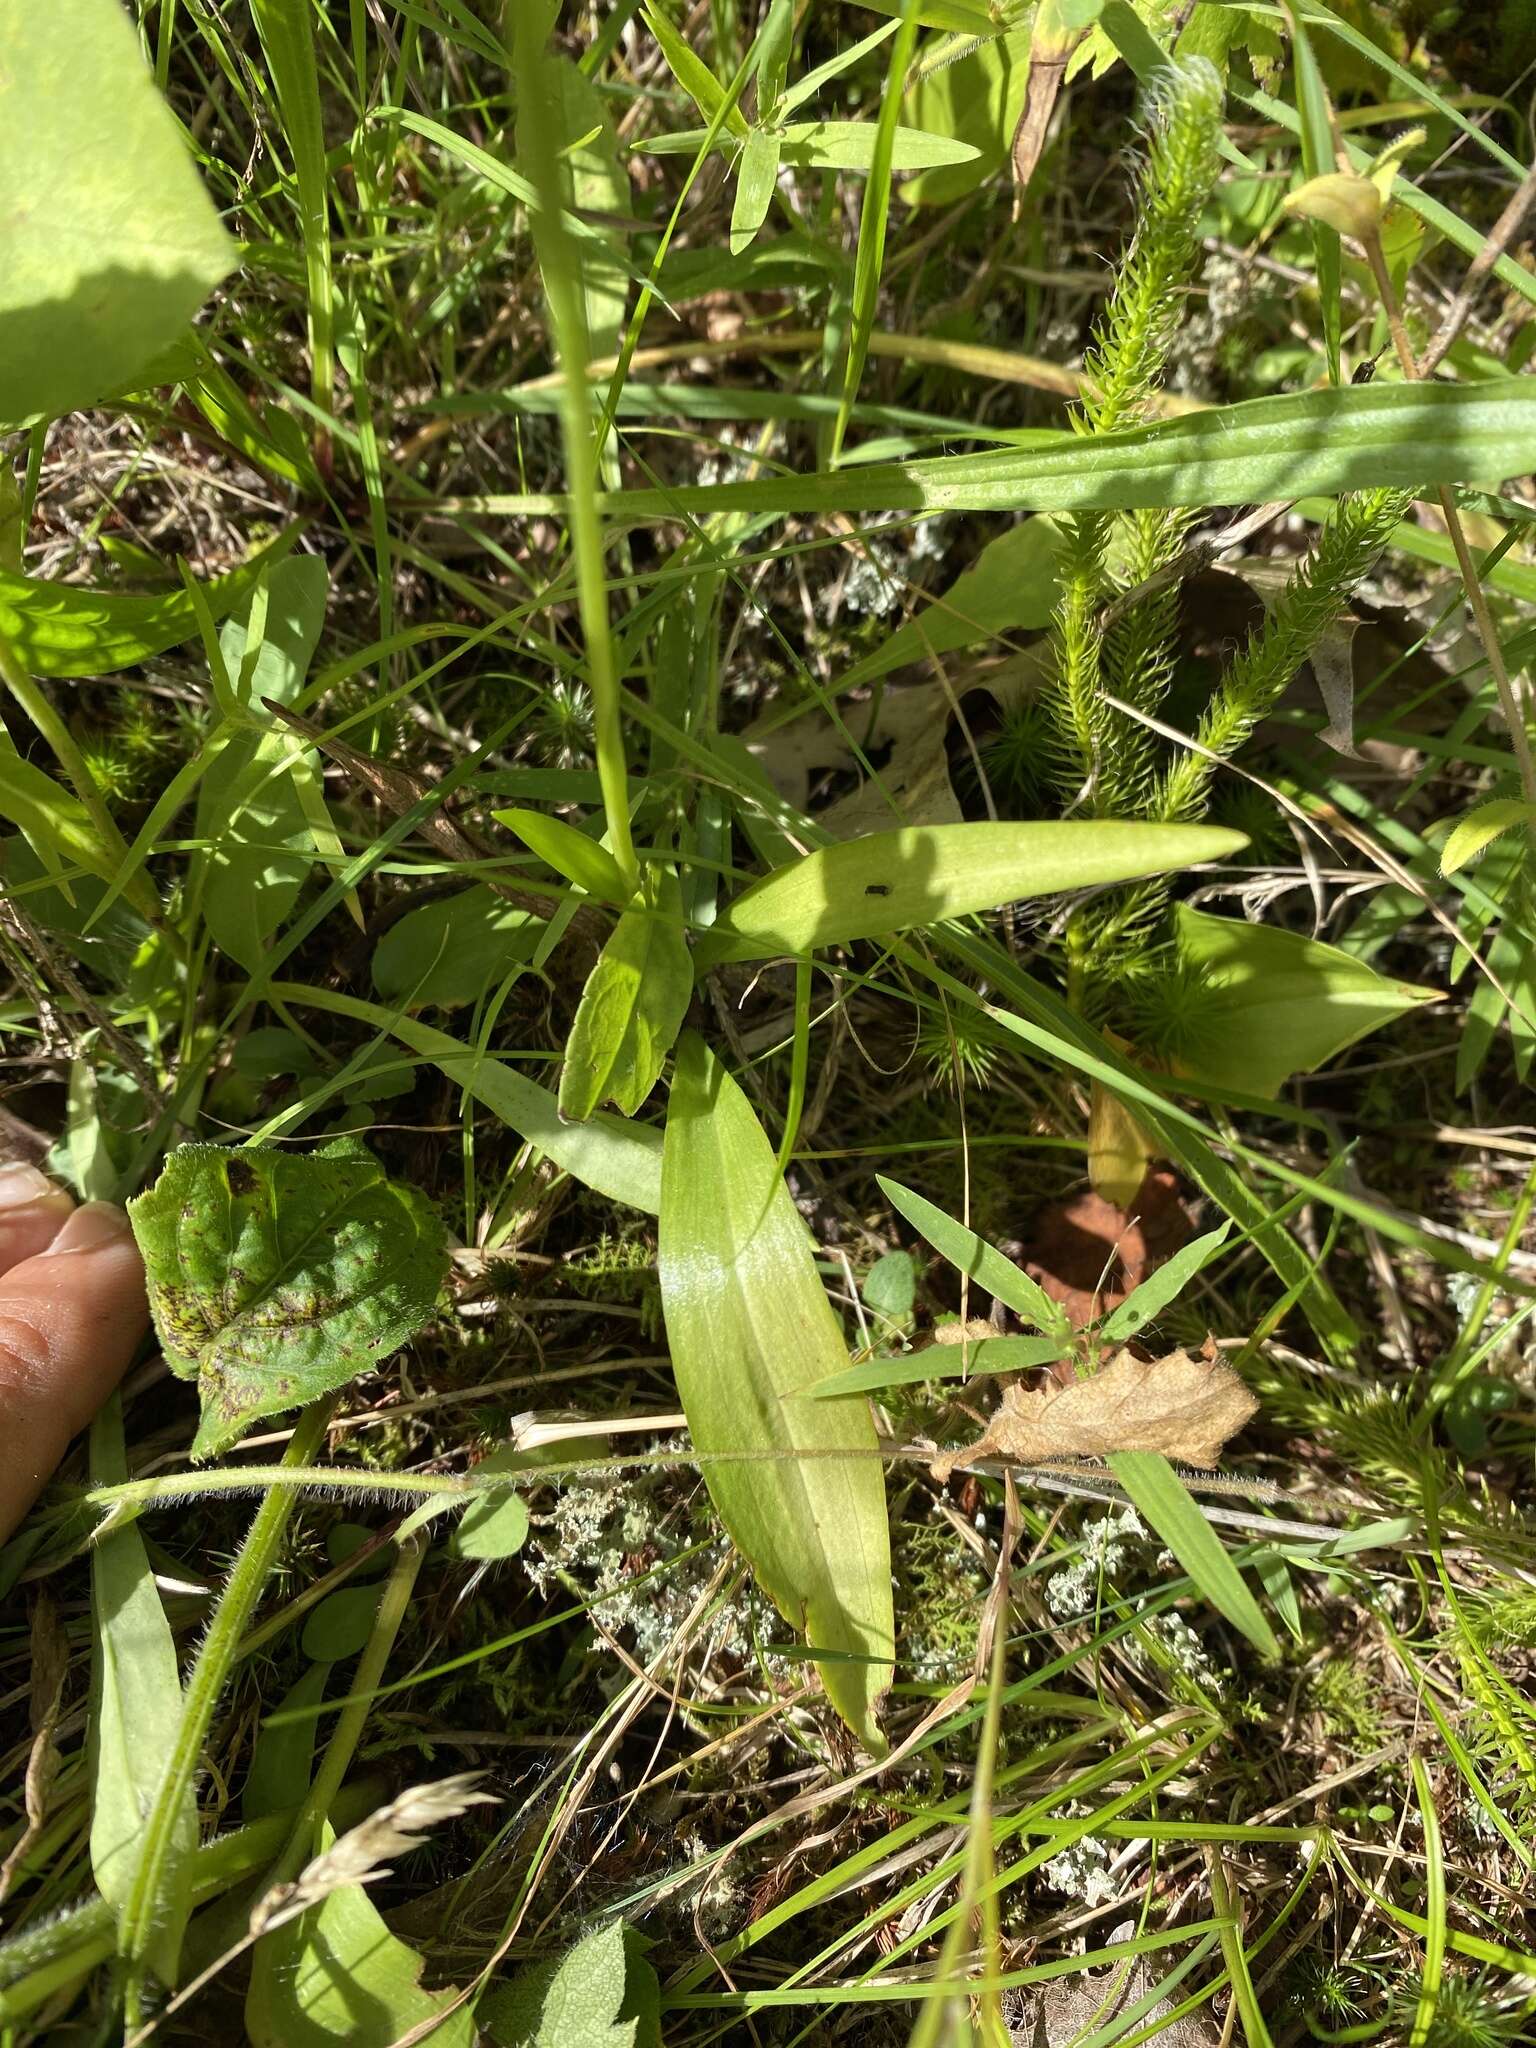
[930,1346,1257,1480]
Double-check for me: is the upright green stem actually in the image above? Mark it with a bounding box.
[511,10,637,891]
[117,1400,334,2020]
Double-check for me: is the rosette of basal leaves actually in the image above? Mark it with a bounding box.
[129,1140,447,1458]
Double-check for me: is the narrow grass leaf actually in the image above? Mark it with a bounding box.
[811,1335,1068,1398]
[1098,1223,1232,1343]
[701,820,1246,961]
[1408,1755,1446,2048]
[249,0,334,437]
[1286,3,1343,385]
[1107,1450,1279,1658]
[494,808,633,905]
[660,1033,895,1748]
[878,1174,1073,1337]
[0,0,236,422]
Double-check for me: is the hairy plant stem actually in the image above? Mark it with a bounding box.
[117,1400,335,2024]
[1364,231,1536,843]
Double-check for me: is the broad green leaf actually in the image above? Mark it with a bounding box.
[660,1034,894,1748]
[1440,799,1536,877]
[242,1664,327,1824]
[579,381,1536,523]
[127,1140,448,1459]
[196,558,331,971]
[878,1174,1072,1336]
[269,985,665,1213]
[811,1334,1067,1398]
[246,1875,475,2048]
[1098,1223,1232,1344]
[480,1919,660,2048]
[862,1249,917,1322]
[0,527,298,678]
[902,27,1033,207]
[560,870,693,1121]
[700,820,1246,963]
[302,1586,382,1662]
[87,1397,196,1985]
[1107,1451,1278,1658]
[831,516,1061,694]
[494,807,633,905]
[454,1449,531,1562]
[372,887,542,1010]
[731,129,782,254]
[1173,906,1439,1099]
[0,0,236,423]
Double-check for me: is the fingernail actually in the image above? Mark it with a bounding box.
[0,1162,66,1209]
[45,1201,134,1253]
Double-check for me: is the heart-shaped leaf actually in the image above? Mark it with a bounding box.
[128,1140,447,1458]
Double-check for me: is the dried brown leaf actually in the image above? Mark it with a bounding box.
[0,1591,68,1903]
[930,1347,1257,1480]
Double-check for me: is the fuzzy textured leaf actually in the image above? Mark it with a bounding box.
[480,1919,660,2048]
[1174,906,1439,1099]
[659,1034,894,1749]
[1440,799,1536,877]
[701,820,1246,962]
[128,1140,448,1458]
[0,0,237,423]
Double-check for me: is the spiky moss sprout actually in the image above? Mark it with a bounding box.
[1391,1972,1533,2048]
[1043,57,1225,822]
[1308,1655,1386,1755]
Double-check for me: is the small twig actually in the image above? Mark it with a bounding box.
[1417,160,1536,378]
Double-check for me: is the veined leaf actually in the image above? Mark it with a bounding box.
[879,1174,1072,1337]
[699,820,1246,962]
[0,0,236,423]
[128,1140,448,1458]
[731,129,782,253]
[845,0,1002,31]
[566,381,1536,523]
[1107,1450,1279,1659]
[560,869,693,1121]
[480,1919,660,2048]
[371,887,542,1010]
[1174,905,1439,1099]
[494,807,633,905]
[640,3,751,138]
[0,527,298,678]
[659,1034,894,1748]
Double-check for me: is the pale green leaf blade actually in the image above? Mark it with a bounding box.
[811,1334,1068,1398]
[731,129,782,255]
[580,382,1536,522]
[560,872,693,1121]
[1440,799,1536,877]
[703,820,1246,961]
[1098,1223,1232,1344]
[372,887,541,1010]
[548,53,633,357]
[878,1174,1073,1337]
[900,26,1032,209]
[87,1398,196,1984]
[127,1140,448,1458]
[1174,906,1440,1099]
[246,1882,476,2048]
[1106,1450,1278,1658]
[196,559,329,971]
[639,3,751,137]
[453,1450,531,1563]
[494,808,634,905]
[1287,0,1343,385]
[0,528,299,678]
[776,119,981,171]
[480,1919,659,2048]
[659,1034,894,1748]
[0,0,236,423]
[268,986,665,1214]
[0,736,122,891]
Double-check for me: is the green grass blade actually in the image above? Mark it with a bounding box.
[1106,1450,1279,1658]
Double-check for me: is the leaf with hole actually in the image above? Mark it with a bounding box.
[699,820,1246,963]
[127,1140,448,1459]
[0,0,237,423]
[1173,906,1439,1099]
[660,1034,894,1749]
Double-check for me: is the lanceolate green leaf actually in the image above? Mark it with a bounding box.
[0,0,237,423]
[699,820,1246,962]
[878,1175,1072,1337]
[536,382,1536,523]
[640,120,981,171]
[1107,1451,1278,1659]
[268,983,665,1214]
[659,1034,894,1748]
[1174,906,1439,1099]
[560,869,694,1120]
[0,528,298,678]
[1440,799,1536,876]
[128,1141,448,1458]
[494,807,633,905]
